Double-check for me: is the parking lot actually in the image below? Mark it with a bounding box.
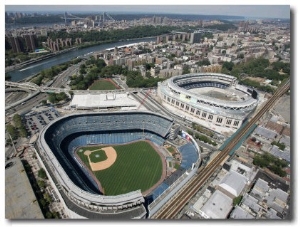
[24,107,60,135]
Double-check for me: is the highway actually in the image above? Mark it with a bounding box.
[5,62,82,112]
[151,79,290,219]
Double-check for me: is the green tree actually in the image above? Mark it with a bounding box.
[44,193,52,203]
[233,196,243,206]
[144,63,155,71]
[45,211,53,219]
[38,168,47,179]
[48,93,57,104]
[271,141,286,150]
[6,124,18,140]
[56,92,67,102]
[37,180,46,189]
[13,114,23,128]
[79,67,86,75]
[41,100,47,105]
[222,61,234,71]
[19,128,28,138]
[237,53,244,59]
[182,65,190,74]
[196,59,211,66]
[39,198,47,209]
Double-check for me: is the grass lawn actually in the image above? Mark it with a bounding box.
[76,141,163,195]
[167,146,177,154]
[89,79,118,90]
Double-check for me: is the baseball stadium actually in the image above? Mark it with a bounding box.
[35,111,201,219]
[157,73,259,130]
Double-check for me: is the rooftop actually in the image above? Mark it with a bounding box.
[230,206,255,219]
[265,121,284,134]
[5,157,44,219]
[70,93,141,109]
[254,126,278,140]
[266,188,289,213]
[218,171,247,198]
[270,146,290,162]
[201,190,233,219]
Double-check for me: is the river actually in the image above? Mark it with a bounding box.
[8,37,156,82]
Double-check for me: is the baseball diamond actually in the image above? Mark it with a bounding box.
[75,141,164,195]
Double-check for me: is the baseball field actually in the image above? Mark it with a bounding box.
[76,140,163,196]
[88,78,120,90]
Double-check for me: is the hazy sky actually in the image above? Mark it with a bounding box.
[5,4,290,19]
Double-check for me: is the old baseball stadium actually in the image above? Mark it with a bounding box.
[35,111,201,219]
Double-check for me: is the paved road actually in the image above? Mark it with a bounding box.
[6,93,48,116]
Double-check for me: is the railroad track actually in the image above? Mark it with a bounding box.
[152,79,290,219]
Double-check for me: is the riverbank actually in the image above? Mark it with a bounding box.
[7,37,156,82]
[5,47,78,73]
[5,36,155,74]
[77,36,156,50]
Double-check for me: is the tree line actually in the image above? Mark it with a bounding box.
[6,114,28,143]
[70,57,165,90]
[253,152,288,177]
[48,25,179,43]
[221,57,290,93]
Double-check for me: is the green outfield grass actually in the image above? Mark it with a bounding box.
[89,79,118,90]
[76,141,163,195]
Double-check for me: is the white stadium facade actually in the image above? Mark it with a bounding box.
[157,73,259,130]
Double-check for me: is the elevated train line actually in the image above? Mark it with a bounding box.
[152,79,290,219]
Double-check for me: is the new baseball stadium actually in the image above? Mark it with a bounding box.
[157,73,259,130]
[35,111,201,219]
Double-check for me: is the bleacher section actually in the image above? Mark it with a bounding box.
[150,142,199,200]
[180,81,228,90]
[178,142,199,169]
[151,167,186,200]
[47,112,172,146]
[67,131,165,151]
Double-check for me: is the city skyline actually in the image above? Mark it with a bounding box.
[5,4,290,19]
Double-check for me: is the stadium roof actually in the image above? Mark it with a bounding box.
[70,93,139,109]
[201,190,233,219]
[5,158,44,219]
[218,171,247,198]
